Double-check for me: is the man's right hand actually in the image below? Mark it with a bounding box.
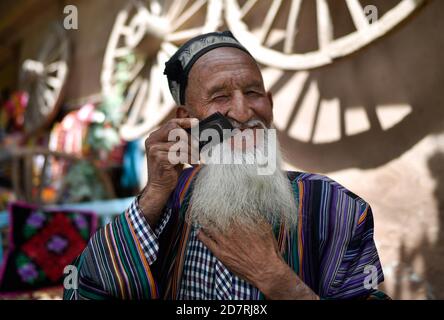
[139,118,198,228]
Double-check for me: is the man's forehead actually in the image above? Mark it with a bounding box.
[203,74,264,95]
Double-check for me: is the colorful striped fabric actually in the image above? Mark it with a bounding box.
[285,171,386,298]
[64,167,389,300]
[64,213,158,299]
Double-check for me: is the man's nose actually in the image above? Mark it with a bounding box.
[226,91,254,124]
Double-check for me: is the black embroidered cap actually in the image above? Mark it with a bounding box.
[163,30,252,105]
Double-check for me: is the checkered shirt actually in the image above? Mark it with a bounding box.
[127,198,258,300]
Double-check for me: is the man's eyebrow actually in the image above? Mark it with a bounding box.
[207,80,264,96]
[244,80,264,90]
[207,83,230,96]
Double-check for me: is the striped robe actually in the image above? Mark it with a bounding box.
[64,167,389,300]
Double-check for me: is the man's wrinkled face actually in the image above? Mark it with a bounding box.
[177,49,296,231]
[179,47,273,129]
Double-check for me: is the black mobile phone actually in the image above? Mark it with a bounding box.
[185,112,234,152]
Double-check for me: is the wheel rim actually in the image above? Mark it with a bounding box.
[225,0,425,70]
[21,22,69,135]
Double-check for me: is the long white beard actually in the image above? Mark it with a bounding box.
[188,131,298,232]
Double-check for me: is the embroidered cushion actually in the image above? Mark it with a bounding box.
[0,201,97,294]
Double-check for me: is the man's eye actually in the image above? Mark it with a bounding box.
[213,95,228,102]
[246,91,260,96]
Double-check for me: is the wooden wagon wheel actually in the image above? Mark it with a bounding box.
[225,0,426,70]
[101,0,223,141]
[20,22,69,135]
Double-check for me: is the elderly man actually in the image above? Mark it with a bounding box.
[64,31,388,300]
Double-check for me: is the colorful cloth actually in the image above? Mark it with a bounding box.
[64,167,389,300]
[2,91,28,131]
[49,103,96,156]
[0,202,97,294]
[120,139,143,189]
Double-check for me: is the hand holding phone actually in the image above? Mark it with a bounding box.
[185,112,234,152]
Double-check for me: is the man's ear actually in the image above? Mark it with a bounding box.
[176,106,189,118]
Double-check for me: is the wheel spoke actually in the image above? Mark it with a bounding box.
[119,25,132,38]
[44,41,64,64]
[159,52,174,105]
[345,0,370,31]
[127,78,149,125]
[284,0,303,54]
[125,9,149,48]
[56,62,68,83]
[125,59,146,84]
[132,0,148,12]
[43,87,55,110]
[149,0,162,16]
[121,77,142,114]
[265,30,286,48]
[165,27,203,42]
[144,62,162,116]
[258,0,283,45]
[161,42,179,56]
[36,81,50,115]
[240,0,258,18]
[38,34,57,62]
[313,98,341,143]
[289,79,320,142]
[170,0,206,32]
[45,61,62,73]
[46,76,62,90]
[114,46,132,58]
[316,0,333,50]
[160,0,174,16]
[167,0,190,21]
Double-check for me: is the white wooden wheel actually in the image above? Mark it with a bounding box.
[101,0,223,141]
[20,22,69,134]
[225,0,426,70]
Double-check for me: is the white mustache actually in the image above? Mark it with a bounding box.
[188,136,298,232]
[227,118,267,130]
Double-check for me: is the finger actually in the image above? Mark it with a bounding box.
[169,140,199,165]
[172,136,199,164]
[148,140,196,165]
[148,141,180,152]
[200,227,229,246]
[146,118,199,144]
[148,150,177,169]
[197,229,220,256]
[172,117,199,129]
[163,118,199,141]
[147,143,177,163]
[149,140,197,156]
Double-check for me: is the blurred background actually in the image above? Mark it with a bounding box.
[0,0,442,299]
